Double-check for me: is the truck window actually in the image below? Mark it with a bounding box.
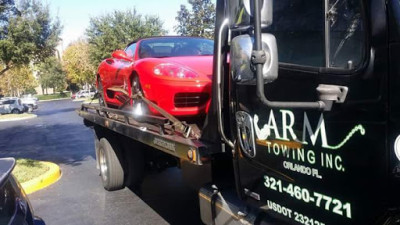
[265,0,365,69]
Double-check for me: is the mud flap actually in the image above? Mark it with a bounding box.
[199,185,257,225]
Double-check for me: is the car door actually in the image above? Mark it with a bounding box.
[1,100,13,114]
[101,44,136,104]
[230,0,390,224]
[0,101,6,114]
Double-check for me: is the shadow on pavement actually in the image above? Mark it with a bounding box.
[34,107,78,116]
[130,168,203,225]
[0,123,95,166]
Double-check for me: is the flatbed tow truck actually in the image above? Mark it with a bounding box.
[79,0,400,224]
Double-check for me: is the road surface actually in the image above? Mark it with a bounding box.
[0,99,202,225]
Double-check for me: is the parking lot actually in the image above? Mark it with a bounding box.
[0,99,202,225]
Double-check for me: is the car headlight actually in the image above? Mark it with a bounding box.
[153,63,198,79]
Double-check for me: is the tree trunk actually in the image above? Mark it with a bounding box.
[0,65,10,76]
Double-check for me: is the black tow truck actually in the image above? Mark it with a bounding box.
[78,0,400,224]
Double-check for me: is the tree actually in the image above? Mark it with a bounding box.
[37,57,65,93]
[86,9,166,66]
[0,0,62,76]
[0,65,37,96]
[0,0,19,33]
[62,40,96,89]
[174,0,216,39]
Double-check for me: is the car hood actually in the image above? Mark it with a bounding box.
[165,56,213,77]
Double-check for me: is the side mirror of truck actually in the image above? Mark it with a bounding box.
[231,33,278,84]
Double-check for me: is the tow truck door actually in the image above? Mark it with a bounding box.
[230,0,392,224]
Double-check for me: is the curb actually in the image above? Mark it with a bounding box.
[0,114,37,122]
[21,161,61,195]
[39,98,70,102]
[72,98,86,102]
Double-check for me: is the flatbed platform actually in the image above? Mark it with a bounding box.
[78,103,215,165]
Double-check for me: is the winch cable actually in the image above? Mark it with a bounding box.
[133,92,200,139]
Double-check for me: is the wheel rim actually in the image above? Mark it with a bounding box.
[98,80,105,106]
[131,76,147,114]
[99,148,108,182]
[132,77,140,94]
[133,102,144,115]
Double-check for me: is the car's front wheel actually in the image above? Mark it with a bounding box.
[11,109,20,114]
[97,78,106,107]
[130,75,148,115]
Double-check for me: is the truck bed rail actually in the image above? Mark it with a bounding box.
[78,103,213,165]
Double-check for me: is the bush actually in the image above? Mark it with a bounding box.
[24,88,37,95]
[37,92,71,100]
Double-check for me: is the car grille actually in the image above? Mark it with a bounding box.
[174,93,209,108]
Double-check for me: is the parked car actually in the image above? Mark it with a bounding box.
[97,36,214,117]
[0,158,45,225]
[21,94,38,112]
[72,90,95,99]
[0,97,25,114]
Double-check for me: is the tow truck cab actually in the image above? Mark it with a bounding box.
[202,0,400,224]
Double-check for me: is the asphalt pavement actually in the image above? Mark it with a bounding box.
[0,99,202,225]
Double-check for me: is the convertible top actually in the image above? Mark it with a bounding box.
[126,36,212,48]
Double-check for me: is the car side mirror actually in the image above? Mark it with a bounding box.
[112,50,132,62]
[231,33,278,84]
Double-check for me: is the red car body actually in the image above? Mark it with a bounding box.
[97,36,214,117]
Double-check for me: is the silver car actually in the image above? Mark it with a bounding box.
[21,94,38,111]
[0,98,25,114]
[75,90,95,99]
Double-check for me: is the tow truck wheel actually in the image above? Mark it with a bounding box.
[98,138,124,191]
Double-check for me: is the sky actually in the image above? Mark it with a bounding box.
[46,0,194,50]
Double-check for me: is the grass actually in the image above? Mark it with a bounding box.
[12,159,50,183]
[37,92,71,101]
[0,113,35,120]
[83,98,99,104]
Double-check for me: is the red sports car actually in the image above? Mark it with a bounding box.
[96,36,214,117]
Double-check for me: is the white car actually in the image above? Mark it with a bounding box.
[0,98,25,114]
[21,94,38,111]
[74,90,95,99]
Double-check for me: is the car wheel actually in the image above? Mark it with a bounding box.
[97,79,107,107]
[131,75,147,115]
[98,137,124,191]
[11,109,20,114]
[28,105,33,113]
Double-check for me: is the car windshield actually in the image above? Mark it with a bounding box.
[138,37,214,59]
[2,100,15,104]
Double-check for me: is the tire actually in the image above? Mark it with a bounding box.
[11,109,20,114]
[98,137,124,191]
[130,75,147,115]
[97,79,107,107]
[94,132,100,170]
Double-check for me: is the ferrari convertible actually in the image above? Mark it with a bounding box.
[96,36,214,117]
